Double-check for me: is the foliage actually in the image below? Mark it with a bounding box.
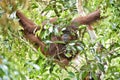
[0,0,120,80]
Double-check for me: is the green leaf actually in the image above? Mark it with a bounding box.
[91,72,98,80]
[97,63,104,72]
[81,71,88,80]
[64,78,71,80]
[80,65,90,70]
[53,41,65,44]
[68,71,75,78]
[51,73,60,80]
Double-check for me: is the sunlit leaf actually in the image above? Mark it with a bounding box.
[0,64,8,75]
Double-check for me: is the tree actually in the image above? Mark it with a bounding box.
[0,0,120,80]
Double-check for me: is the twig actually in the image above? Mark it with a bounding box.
[107,47,120,55]
[69,64,79,72]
